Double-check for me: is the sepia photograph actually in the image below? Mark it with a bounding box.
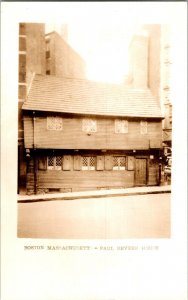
[17,22,172,239]
[1,2,187,300]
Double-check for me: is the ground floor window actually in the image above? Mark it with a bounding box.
[81,156,96,170]
[113,156,126,170]
[47,156,62,170]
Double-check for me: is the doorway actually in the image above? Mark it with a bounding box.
[135,158,147,186]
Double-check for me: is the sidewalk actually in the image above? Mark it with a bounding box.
[18,185,171,203]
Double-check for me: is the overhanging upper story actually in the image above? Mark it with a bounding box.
[22,75,164,150]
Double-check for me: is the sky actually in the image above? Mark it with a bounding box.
[45,22,140,83]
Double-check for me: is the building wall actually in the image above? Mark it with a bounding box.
[128,33,149,89]
[18,23,46,192]
[45,32,86,78]
[23,115,162,150]
[143,25,161,104]
[142,24,172,148]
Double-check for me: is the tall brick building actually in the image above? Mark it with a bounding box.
[18,23,46,192]
[128,25,172,155]
[143,25,172,152]
[45,31,86,78]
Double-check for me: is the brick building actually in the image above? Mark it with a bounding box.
[45,31,86,78]
[18,23,46,192]
[128,25,172,154]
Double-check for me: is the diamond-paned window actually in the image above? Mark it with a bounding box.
[82,118,97,133]
[81,156,96,170]
[140,121,148,134]
[115,119,128,133]
[113,156,126,170]
[47,116,63,131]
[47,156,62,170]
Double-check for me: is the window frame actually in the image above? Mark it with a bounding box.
[112,156,126,171]
[47,156,62,170]
[47,116,63,131]
[82,118,97,133]
[140,120,148,134]
[81,156,96,171]
[115,119,129,134]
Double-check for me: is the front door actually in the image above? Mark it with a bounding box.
[135,158,147,186]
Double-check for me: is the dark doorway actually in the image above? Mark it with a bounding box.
[135,158,147,186]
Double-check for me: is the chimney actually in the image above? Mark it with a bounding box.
[128,31,149,89]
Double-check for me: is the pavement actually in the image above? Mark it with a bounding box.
[17,184,171,203]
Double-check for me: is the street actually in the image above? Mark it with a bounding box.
[17,193,170,239]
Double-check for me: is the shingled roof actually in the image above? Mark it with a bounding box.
[22,74,163,118]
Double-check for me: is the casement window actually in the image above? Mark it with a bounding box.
[113,156,126,170]
[82,118,97,133]
[47,116,63,130]
[81,156,96,170]
[140,121,148,134]
[47,156,62,170]
[115,119,128,133]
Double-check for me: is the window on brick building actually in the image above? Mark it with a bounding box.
[47,156,62,170]
[81,156,96,170]
[113,156,126,170]
[18,85,26,99]
[19,37,26,51]
[46,51,50,59]
[19,23,26,35]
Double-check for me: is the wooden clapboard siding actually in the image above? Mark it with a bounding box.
[23,116,33,148]
[37,170,134,190]
[24,115,162,150]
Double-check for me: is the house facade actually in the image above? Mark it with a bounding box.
[22,75,163,194]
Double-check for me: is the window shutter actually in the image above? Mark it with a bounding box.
[104,156,113,170]
[127,156,134,170]
[63,155,71,171]
[38,156,47,170]
[74,155,81,171]
[97,156,104,170]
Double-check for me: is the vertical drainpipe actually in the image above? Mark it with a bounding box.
[33,111,37,194]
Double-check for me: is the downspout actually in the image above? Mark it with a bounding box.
[33,111,37,194]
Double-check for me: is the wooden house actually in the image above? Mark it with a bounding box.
[22,74,163,194]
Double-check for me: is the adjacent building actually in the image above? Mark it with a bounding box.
[18,23,46,192]
[142,24,172,152]
[45,31,86,78]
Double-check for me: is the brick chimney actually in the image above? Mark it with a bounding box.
[128,31,149,89]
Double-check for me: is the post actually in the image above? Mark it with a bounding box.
[33,111,37,194]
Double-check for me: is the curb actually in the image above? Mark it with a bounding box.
[18,189,171,203]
